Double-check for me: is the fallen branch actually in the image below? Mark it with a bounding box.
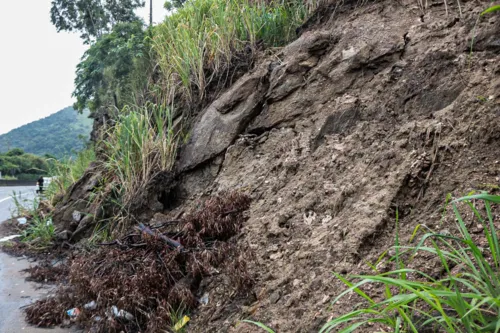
[137,223,183,250]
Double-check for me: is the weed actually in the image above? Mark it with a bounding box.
[11,195,56,249]
[22,215,55,249]
[481,4,500,15]
[169,305,190,333]
[151,0,308,104]
[10,190,36,218]
[241,320,276,332]
[321,192,500,332]
[102,102,178,210]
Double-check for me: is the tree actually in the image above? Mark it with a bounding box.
[73,21,147,112]
[6,148,25,156]
[50,0,146,43]
[163,0,186,10]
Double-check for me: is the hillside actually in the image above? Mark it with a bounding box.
[16,0,500,332]
[0,107,92,158]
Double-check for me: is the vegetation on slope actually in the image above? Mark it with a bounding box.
[0,107,92,159]
[59,0,311,213]
[16,0,315,330]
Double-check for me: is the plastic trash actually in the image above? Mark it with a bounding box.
[173,315,190,331]
[199,293,209,305]
[17,218,27,225]
[84,301,97,310]
[66,308,81,318]
[111,305,134,321]
[0,235,21,243]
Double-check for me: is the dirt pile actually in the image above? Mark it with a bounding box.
[169,0,500,331]
[46,0,500,332]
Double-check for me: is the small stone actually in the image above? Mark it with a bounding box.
[270,252,283,260]
[72,210,82,223]
[269,291,281,304]
[56,230,72,241]
[292,279,301,287]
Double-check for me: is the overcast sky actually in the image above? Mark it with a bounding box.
[0,0,167,135]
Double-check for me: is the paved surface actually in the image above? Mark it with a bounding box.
[0,186,72,333]
[0,186,37,222]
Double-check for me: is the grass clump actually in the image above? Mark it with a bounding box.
[321,192,500,333]
[152,0,308,104]
[10,194,56,249]
[46,147,96,200]
[102,102,178,210]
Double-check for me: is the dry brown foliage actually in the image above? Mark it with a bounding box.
[23,261,69,283]
[25,191,252,332]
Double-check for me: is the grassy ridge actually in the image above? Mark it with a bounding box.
[75,0,310,213]
[152,0,307,104]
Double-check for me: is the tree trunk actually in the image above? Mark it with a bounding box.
[150,0,153,26]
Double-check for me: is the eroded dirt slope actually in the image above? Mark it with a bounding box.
[166,0,500,331]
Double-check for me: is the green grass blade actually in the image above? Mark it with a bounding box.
[240,320,275,333]
[482,5,500,15]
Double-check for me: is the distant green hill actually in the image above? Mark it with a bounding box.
[0,107,92,159]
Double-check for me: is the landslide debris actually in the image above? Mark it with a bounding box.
[24,192,252,332]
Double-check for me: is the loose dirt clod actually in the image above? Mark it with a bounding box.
[25,191,252,332]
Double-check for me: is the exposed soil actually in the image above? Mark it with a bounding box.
[172,1,500,331]
[46,0,500,332]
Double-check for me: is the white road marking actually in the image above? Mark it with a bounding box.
[0,196,13,203]
[0,191,33,204]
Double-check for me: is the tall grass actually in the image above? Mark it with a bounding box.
[102,102,178,209]
[152,0,308,104]
[321,193,500,333]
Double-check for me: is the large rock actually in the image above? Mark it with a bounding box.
[177,63,270,171]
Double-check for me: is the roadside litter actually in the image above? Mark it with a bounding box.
[66,308,80,318]
[0,235,21,242]
[173,315,190,331]
[111,305,134,321]
[84,301,97,310]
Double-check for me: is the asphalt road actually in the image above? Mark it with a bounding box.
[0,186,74,333]
[0,186,37,222]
